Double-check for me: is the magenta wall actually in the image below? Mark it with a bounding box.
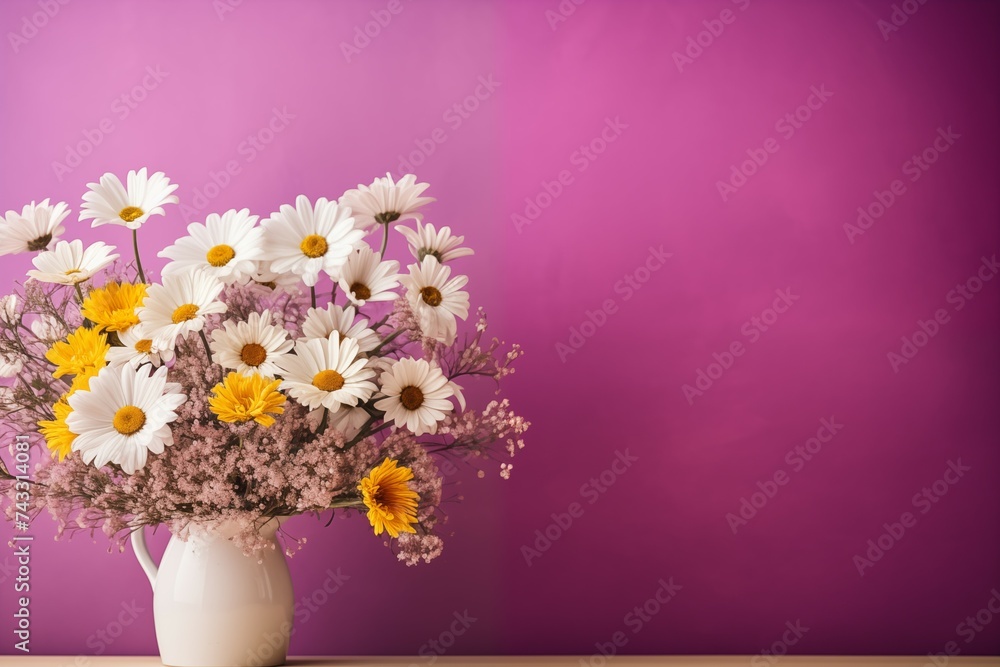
[2,0,999,658]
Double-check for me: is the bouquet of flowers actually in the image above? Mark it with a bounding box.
[0,169,528,564]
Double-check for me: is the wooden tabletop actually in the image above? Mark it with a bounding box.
[0,658,998,666]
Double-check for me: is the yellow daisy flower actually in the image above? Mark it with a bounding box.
[38,399,77,461]
[209,372,286,427]
[45,326,109,379]
[81,282,147,332]
[358,457,420,538]
[69,365,100,394]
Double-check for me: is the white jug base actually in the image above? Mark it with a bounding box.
[160,654,287,667]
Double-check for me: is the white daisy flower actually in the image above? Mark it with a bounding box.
[30,315,68,343]
[368,355,396,377]
[337,245,400,307]
[79,168,179,229]
[397,221,474,264]
[248,261,302,295]
[210,310,292,377]
[374,357,454,436]
[303,406,326,433]
[0,199,70,256]
[301,304,380,353]
[401,256,470,345]
[327,405,370,440]
[261,195,364,288]
[0,352,23,378]
[339,173,434,233]
[276,332,376,411]
[159,208,264,283]
[449,378,467,411]
[138,270,227,346]
[0,295,18,325]
[67,364,186,474]
[27,240,119,285]
[107,325,175,369]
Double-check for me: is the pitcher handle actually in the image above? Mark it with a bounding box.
[131,525,158,589]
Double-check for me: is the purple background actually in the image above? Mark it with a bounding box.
[2,0,999,658]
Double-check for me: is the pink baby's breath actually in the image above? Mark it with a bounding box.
[1,250,528,563]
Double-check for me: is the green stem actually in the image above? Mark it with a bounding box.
[132,229,146,284]
[74,282,96,328]
[370,329,404,356]
[198,330,216,369]
[379,224,389,257]
[343,419,393,451]
[343,415,378,449]
[310,286,317,309]
[327,499,364,510]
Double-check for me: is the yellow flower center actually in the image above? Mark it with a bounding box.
[241,342,268,367]
[300,234,329,258]
[171,303,200,324]
[367,483,387,508]
[312,369,345,392]
[112,405,146,435]
[420,287,443,307]
[350,282,372,301]
[134,339,153,353]
[119,206,144,222]
[206,244,236,267]
[400,385,424,410]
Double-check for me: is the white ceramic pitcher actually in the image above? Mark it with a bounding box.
[131,518,294,667]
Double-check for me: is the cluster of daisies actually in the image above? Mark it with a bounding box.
[0,168,522,543]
